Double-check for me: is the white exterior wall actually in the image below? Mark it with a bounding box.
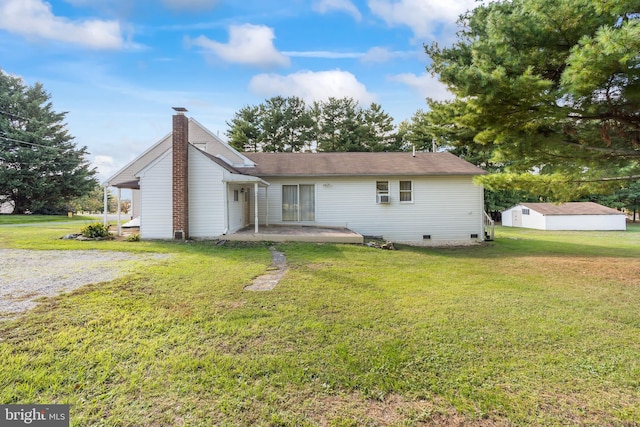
[188,148,227,238]
[226,185,250,233]
[138,151,172,239]
[253,175,484,244]
[546,214,626,231]
[502,205,626,230]
[501,206,546,229]
[131,189,141,218]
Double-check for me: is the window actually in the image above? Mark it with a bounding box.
[282,184,315,221]
[376,181,390,204]
[376,181,389,196]
[522,208,530,215]
[399,180,413,202]
[233,190,239,202]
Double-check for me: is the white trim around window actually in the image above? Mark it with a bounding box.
[399,180,413,203]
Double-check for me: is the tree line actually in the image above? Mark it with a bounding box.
[226,96,439,153]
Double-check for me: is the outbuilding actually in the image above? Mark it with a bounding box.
[501,202,626,231]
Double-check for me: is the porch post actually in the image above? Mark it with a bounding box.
[116,187,122,236]
[103,186,108,226]
[254,182,259,233]
[265,186,269,226]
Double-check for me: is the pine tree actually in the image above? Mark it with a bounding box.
[0,70,97,214]
[425,0,640,200]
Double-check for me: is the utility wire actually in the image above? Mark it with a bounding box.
[0,110,28,121]
[0,135,72,152]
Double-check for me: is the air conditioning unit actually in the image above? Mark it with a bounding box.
[377,194,390,204]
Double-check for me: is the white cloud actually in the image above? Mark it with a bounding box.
[92,155,117,182]
[0,0,124,49]
[368,0,479,40]
[249,70,376,104]
[313,0,362,21]
[191,24,290,68]
[390,72,452,101]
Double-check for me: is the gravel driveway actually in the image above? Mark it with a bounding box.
[0,249,169,320]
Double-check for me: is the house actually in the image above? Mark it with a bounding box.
[501,202,626,231]
[105,108,489,245]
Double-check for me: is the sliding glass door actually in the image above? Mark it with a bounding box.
[282,184,315,222]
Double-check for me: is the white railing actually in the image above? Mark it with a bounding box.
[483,211,495,241]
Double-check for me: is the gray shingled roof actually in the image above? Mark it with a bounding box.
[240,151,486,177]
[521,202,624,216]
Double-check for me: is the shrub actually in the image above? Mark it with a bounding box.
[81,223,110,238]
[125,233,141,242]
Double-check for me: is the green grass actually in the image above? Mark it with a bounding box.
[0,214,98,225]
[1,223,639,426]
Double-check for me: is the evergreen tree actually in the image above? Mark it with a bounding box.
[226,96,398,152]
[226,105,262,152]
[0,70,97,214]
[425,0,640,200]
[362,103,395,152]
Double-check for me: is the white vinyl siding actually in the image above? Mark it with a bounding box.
[255,176,484,243]
[188,147,226,238]
[138,151,172,239]
[502,205,626,230]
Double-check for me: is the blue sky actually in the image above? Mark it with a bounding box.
[0,0,477,182]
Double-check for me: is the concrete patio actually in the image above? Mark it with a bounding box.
[222,225,364,244]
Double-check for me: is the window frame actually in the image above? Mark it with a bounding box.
[375,180,390,204]
[282,184,315,222]
[399,180,413,203]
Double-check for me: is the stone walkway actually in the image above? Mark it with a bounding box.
[244,247,287,291]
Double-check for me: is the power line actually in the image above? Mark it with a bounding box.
[0,135,71,152]
[0,110,28,121]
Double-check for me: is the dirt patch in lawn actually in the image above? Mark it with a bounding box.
[0,249,170,320]
[304,392,509,426]
[499,256,640,286]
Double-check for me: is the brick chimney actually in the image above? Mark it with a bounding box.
[172,107,189,240]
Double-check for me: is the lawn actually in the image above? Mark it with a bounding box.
[0,214,97,225]
[0,222,639,426]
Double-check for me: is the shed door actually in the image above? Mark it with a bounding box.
[512,210,522,227]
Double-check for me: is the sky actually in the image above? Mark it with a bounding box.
[0,0,479,183]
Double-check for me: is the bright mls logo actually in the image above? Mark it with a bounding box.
[0,405,69,426]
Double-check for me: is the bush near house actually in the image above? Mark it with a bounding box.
[80,222,110,238]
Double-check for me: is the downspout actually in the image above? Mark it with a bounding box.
[224,182,229,235]
[265,186,269,227]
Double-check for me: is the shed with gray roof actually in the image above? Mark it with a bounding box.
[501,202,626,231]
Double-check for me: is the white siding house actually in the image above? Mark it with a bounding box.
[105,109,489,246]
[502,202,626,231]
[252,175,484,244]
